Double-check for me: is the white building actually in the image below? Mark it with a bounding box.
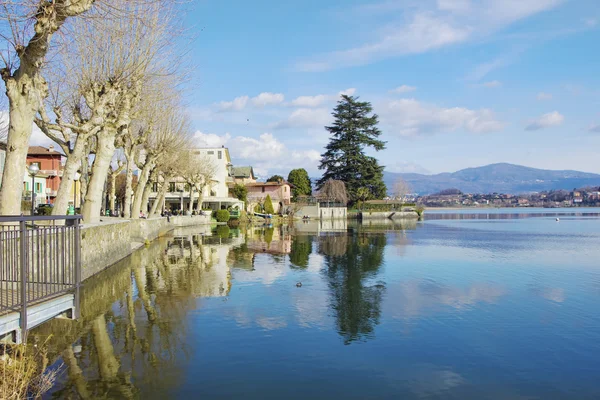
[148,147,243,213]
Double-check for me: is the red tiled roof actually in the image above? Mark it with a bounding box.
[28,146,62,156]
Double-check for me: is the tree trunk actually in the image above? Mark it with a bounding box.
[52,139,87,216]
[82,131,115,223]
[189,185,194,213]
[141,181,152,215]
[108,173,117,213]
[195,185,205,213]
[131,162,153,219]
[80,140,93,205]
[91,314,120,381]
[123,148,137,218]
[150,180,169,216]
[62,346,91,400]
[0,87,36,215]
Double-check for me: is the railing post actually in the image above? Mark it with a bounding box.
[19,219,27,343]
[73,217,81,319]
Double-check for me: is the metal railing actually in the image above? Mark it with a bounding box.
[0,215,82,341]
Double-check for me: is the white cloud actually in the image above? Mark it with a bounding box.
[193,131,231,147]
[380,98,504,136]
[217,96,249,112]
[437,0,471,12]
[290,95,328,108]
[536,92,553,100]
[525,111,564,131]
[338,88,356,97]
[386,161,431,174]
[192,131,321,176]
[481,80,501,88]
[583,18,597,27]
[251,92,285,107]
[588,124,600,133]
[297,0,564,71]
[390,85,417,93]
[298,13,471,71]
[217,92,284,111]
[272,108,331,130]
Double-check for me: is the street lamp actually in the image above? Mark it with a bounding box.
[28,164,40,215]
[73,172,81,211]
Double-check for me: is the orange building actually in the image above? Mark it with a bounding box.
[27,146,63,204]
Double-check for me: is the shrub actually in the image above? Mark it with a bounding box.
[264,195,275,214]
[215,209,230,222]
[254,203,263,213]
[264,227,274,245]
[216,225,230,238]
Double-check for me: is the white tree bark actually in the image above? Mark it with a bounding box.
[82,130,115,223]
[131,161,155,218]
[0,0,97,215]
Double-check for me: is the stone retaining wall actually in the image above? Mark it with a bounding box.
[359,211,419,220]
[80,215,211,280]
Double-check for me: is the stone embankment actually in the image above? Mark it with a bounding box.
[81,215,210,279]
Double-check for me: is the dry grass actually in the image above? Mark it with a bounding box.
[0,336,60,400]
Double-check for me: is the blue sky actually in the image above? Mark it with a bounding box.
[180,0,600,178]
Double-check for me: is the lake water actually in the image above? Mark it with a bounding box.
[37,209,600,399]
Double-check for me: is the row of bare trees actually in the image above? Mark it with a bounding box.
[0,0,217,222]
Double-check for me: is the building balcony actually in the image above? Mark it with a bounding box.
[39,169,62,177]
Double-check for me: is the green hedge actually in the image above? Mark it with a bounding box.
[215,209,230,222]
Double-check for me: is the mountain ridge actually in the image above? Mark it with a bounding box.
[384,163,600,195]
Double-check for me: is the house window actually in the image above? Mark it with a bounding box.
[262,187,265,193]
[207,151,214,155]
[284,186,287,192]
[218,151,222,160]
[24,182,29,191]
[152,182,158,192]
[35,183,42,193]
[169,182,176,192]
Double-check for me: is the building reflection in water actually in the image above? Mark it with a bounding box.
[32,220,420,397]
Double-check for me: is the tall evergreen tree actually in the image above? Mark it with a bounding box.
[317,95,387,201]
[287,168,312,200]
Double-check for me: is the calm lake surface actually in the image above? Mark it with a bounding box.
[37,209,600,399]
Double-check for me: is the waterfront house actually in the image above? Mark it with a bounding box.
[148,147,243,213]
[26,145,63,204]
[22,170,48,209]
[230,166,257,185]
[246,180,292,212]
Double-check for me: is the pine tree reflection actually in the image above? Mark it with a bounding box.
[319,231,387,344]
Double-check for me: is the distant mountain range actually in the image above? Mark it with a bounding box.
[384,163,600,195]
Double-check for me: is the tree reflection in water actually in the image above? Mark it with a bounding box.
[319,231,387,345]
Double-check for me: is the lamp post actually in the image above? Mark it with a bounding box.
[28,164,40,215]
[74,172,81,211]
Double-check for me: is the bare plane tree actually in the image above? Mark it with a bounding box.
[0,0,175,215]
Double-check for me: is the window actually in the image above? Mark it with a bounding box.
[218,151,222,160]
[284,186,287,192]
[152,183,158,192]
[262,187,265,193]
[24,182,29,191]
[169,182,176,192]
[207,151,214,155]
[35,183,42,193]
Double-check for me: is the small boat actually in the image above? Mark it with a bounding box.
[253,212,273,219]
